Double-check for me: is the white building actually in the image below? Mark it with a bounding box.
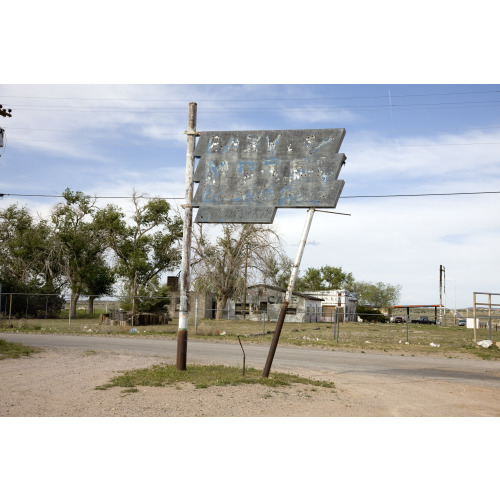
[304,290,358,322]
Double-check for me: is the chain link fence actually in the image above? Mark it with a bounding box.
[1,292,498,342]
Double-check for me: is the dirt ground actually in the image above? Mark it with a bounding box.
[2,345,500,417]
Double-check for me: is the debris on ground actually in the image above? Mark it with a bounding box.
[477,340,494,348]
[220,331,226,336]
[129,328,137,333]
[430,343,440,347]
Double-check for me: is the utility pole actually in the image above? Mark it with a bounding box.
[176,102,198,371]
[439,265,445,326]
[242,245,249,319]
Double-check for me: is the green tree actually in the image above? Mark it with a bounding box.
[290,265,355,291]
[351,281,402,307]
[320,265,354,289]
[301,267,323,291]
[0,204,64,317]
[79,255,116,314]
[96,192,182,315]
[51,189,114,316]
[120,278,171,318]
[260,254,302,290]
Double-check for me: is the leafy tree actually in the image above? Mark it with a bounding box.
[320,265,354,290]
[351,281,402,307]
[356,305,387,323]
[79,255,116,314]
[120,278,171,318]
[259,253,299,289]
[192,223,282,319]
[51,189,114,316]
[301,267,323,291]
[0,204,64,318]
[96,191,182,315]
[288,265,354,291]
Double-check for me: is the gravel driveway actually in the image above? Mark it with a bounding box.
[1,334,500,416]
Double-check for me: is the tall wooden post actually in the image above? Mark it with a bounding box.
[262,208,315,378]
[177,102,197,370]
[243,245,249,319]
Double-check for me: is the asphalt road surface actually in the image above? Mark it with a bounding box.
[2,332,499,388]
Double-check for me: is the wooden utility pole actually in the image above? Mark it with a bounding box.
[176,103,197,370]
[243,245,249,319]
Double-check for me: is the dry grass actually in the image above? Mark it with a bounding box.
[2,316,500,360]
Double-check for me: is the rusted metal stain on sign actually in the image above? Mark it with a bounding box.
[193,128,346,223]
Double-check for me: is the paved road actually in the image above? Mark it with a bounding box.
[2,332,500,388]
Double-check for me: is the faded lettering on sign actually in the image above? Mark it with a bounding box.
[193,128,346,223]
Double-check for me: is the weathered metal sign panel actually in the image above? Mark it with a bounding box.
[193,128,346,223]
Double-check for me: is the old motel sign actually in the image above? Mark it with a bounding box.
[192,128,346,223]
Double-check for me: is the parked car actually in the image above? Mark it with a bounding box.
[411,316,436,325]
[393,316,404,323]
[458,319,466,326]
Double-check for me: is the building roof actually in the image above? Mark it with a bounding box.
[248,284,324,301]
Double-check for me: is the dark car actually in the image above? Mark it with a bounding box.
[458,319,466,326]
[393,316,404,323]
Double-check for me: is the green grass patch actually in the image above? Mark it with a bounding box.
[0,338,42,360]
[95,363,335,391]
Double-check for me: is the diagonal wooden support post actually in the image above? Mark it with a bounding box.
[262,208,316,378]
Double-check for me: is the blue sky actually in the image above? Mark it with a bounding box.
[1,83,499,308]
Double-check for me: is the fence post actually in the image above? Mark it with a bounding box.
[45,297,48,319]
[333,310,337,340]
[194,298,198,334]
[336,309,340,342]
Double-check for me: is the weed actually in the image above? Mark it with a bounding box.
[96,363,335,391]
[0,339,41,360]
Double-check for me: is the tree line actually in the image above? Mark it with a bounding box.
[1,188,401,319]
[0,189,181,318]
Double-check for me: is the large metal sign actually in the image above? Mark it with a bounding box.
[193,128,346,223]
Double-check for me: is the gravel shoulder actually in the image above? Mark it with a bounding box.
[2,344,500,417]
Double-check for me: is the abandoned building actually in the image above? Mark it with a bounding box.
[304,289,358,322]
[166,276,357,324]
[241,284,324,323]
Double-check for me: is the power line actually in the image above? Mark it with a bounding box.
[1,89,499,102]
[8,99,500,112]
[340,191,500,199]
[2,191,500,201]
[0,193,183,200]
